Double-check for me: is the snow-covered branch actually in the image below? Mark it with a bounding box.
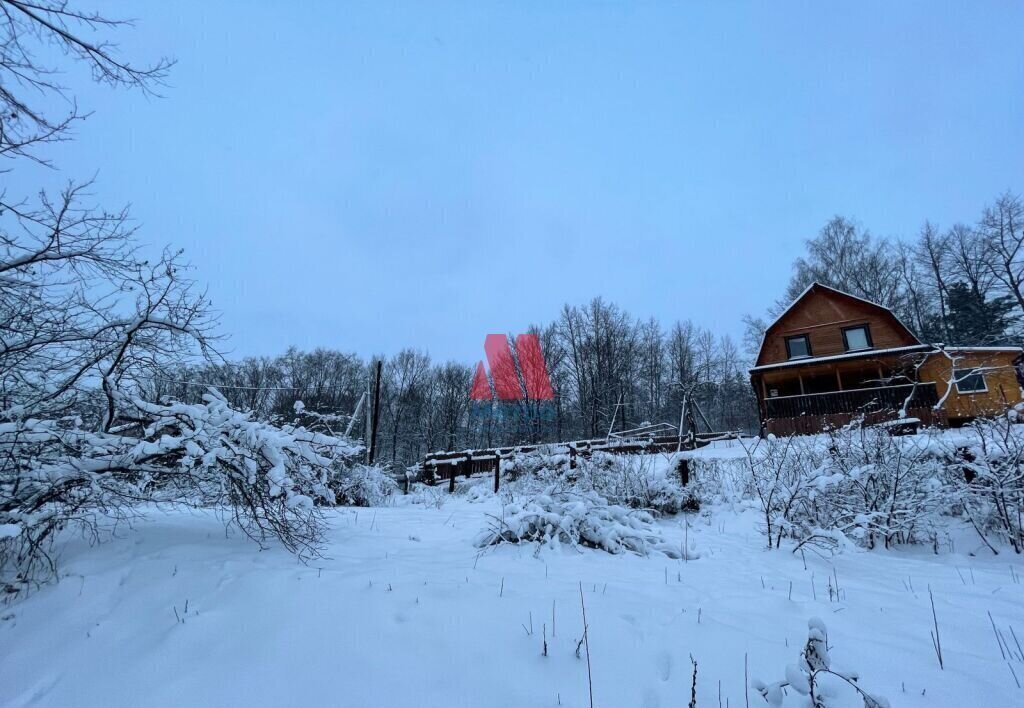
[0,390,367,596]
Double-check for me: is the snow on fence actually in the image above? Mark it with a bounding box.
[420,432,741,493]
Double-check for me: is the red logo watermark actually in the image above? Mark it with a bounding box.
[470,334,554,401]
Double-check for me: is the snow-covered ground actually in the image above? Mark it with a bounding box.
[3,479,1022,708]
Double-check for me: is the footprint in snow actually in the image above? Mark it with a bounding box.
[655,650,673,682]
[619,613,646,643]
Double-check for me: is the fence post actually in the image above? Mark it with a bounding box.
[448,462,456,493]
[494,454,500,493]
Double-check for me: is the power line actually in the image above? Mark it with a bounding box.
[152,377,359,392]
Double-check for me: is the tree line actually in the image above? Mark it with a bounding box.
[152,191,1024,469]
[149,308,760,468]
[147,191,1024,469]
[745,195,1024,353]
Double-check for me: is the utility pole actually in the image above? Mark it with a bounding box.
[365,365,372,462]
[368,359,383,464]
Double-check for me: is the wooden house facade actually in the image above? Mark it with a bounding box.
[750,283,1024,436]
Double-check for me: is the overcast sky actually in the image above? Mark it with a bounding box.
[12,1,1024,363]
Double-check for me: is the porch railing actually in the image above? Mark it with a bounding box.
[764,382,939,419]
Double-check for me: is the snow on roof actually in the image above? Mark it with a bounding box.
[941,346,1023,353]
[749,344,933,372]
[750,342,1023,373]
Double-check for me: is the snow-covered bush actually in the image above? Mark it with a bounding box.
[689,456,753,506]
[502,446,574,483]
[753,618,888,707]
[745,425,950,552]
[330,464,398,507]
[737,415,1024,555]
[745,434,832,550]
[946,415,1024,553]
[585,453,693,515]
[816,425,949,550]
[455,477,495,503]
[499,450,582,501]
[476,488,683,558]
[409,483,450,509]
[0,390,367,595]
[500,448,697,516]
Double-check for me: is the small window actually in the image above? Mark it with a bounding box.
[954,368,987,394]
[785,335,811,359]
[842,325,872,351]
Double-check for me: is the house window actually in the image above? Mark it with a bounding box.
[954,368,987,394]
[785,335,811,359]
[842,325,872,351]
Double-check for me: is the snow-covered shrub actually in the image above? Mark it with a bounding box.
[331,464,398,507]
[476,488,682,558]
[745,425,949,552]
[409,483,449,509]
[947,416,1024,553]
[500,450,696,516]
[816,425,948,550]
[502,446,573,482]
[585,453,693,515]
[0,390,364,595]
[689,456,753,506]
[499,449,582,502]
[455,477,495,503]
[745,434,831,550]
[753,618,889,707]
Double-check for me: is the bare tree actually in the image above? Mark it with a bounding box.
[782,216,905,318]
[912,221,951,341]
[946,223,995,298]
[533,322,568,441]
[0,0,171,165]
[1,182,219,423]
[979,192,1024,317]
[380,349,431,463]
[425,361,473,452]
[636,317,665,425]
[741,314,767,361]
[0,3,370,596]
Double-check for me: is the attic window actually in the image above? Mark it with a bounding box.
[785,334,811,359]
[842,325,872,351]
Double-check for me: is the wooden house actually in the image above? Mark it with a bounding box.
[749,283,1024,436]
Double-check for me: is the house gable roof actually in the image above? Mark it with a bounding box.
[753,282,921,367]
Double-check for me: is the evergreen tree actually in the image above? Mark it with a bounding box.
[944,282,1018,345]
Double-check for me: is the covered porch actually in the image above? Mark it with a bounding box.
[756,356,945,436]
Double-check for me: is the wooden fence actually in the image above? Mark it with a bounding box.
[420,432,740,493]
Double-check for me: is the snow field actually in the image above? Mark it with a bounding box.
[2,491,1022,708]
